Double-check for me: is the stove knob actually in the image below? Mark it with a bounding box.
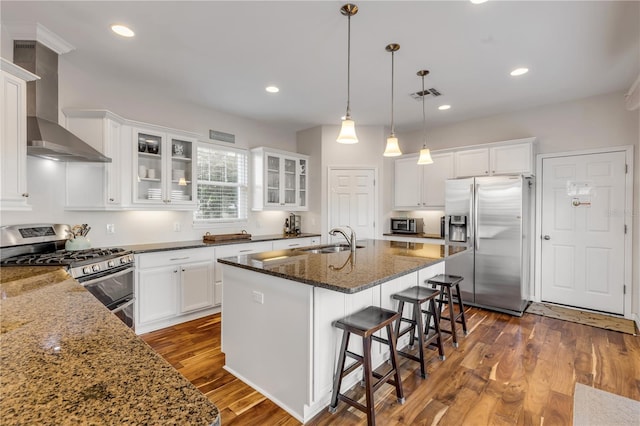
[83,266,92,274]
[92,264,100,272]
[107,260,115,267]
[120,257,127,264]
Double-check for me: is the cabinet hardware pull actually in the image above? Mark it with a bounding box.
[170,256,189,261]
[22,193,29,197]
[182,268,185,272]
[109,198,114,202]
[288,244,300,247]
[239,249,252,253]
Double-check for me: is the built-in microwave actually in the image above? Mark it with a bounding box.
[390,218,423,234]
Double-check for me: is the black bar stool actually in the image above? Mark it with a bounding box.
[329,306,405,426]
[426,274,468,348]
[390,286,445,379]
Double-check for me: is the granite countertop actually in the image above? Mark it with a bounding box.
[0,267,220,425]
[218,239,466,294]
[383,232,444,240]
[121,232,321,253]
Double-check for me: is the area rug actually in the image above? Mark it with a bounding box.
[573,383,640,425]
[525,302,637,335]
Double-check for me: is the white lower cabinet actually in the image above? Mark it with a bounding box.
[180,260,215,313]
[135,247,216,334]
[138,265,178,324]
[135,237,320,334]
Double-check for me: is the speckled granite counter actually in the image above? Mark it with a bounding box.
[0,267,220,425]
[120,232,321,253]
[218,238,465,293]
[383,232,444,240]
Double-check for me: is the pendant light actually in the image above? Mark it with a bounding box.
[336,4,359,144]
[383,43,402,157]
[416,70,434,165]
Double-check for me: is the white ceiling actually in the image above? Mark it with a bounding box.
[2,1,639,133]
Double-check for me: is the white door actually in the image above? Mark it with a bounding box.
[540,151,627,314]
[329,168,375,242]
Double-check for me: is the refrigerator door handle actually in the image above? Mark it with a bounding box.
[469,183,474,245]
[474,183,479,251]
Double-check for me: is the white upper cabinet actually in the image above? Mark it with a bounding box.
[64,109,129,210]
[455,137,535,178]
[132,126,198,209]
[454,148,490,177]
[0,60,38,211]
[394,152,455,209]
[251,147,309,211]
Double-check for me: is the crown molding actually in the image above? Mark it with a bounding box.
[2,22,75,54]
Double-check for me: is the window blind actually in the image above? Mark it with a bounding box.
[194,143,248,222]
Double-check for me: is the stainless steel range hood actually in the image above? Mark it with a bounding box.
[13,41,111,162]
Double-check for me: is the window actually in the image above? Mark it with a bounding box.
[194,143,248,222]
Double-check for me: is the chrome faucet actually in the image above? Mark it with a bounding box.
[329,226,357,252]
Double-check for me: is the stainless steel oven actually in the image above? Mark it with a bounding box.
[1,223,135,329]
[77,265,135,329]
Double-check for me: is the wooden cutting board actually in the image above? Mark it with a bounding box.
[203,232,252,242]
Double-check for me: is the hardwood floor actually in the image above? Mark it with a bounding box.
[141,309,640,425]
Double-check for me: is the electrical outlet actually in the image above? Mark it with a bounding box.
[173,222,181,232]
[106,224,115,234]
[252,290,264,304]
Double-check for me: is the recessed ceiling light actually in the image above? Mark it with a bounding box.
[438,105,451,110]
[111,24,135,38]
[265,86,279,93]
[510,67,529,76]
[470,0,488,4]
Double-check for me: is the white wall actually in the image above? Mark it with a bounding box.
[297,125,389,243]
[397,90,640,318]
[0,54,301,245]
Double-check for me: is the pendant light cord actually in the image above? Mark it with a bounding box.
[346,13,352,119]
[390,50,395,135]
[421,73,427,147]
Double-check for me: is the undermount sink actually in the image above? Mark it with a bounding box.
[298,244,364,254]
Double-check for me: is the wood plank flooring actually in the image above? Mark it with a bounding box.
[141,308,640,425]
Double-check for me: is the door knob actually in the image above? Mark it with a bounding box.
[543,235,551,240]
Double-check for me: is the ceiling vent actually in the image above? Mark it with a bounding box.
[410,88,442,100]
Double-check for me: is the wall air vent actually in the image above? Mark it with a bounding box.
[410,88,442,100]
[209,129,235,144]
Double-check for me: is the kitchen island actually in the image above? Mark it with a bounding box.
[0,267,220,425]
[218,239,465,423]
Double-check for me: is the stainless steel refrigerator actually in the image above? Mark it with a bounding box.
[444,175,533,315]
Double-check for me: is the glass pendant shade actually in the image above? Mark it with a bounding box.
[417,146,434,164]
[337,118,358,144]
[178,177,188,186]
[383,135,402,156]
[416,69,433,165]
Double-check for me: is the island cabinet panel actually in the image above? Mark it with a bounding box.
[219,240,457,423]
[312,286,380,408]
[221,266,313,421]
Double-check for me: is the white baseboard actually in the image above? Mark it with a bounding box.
[135,305,220,335]
[633,313,640,334]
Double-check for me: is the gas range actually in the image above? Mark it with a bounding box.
[2,247,134,279]
[0,224,133,281]
[1,223,136,329]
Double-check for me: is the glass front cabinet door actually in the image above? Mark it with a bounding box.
[251,147,309,211]
[133,127,197,209]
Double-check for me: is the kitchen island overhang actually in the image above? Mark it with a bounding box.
[218,239,466,423]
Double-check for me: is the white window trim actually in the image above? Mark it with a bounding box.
[193,141,249,225]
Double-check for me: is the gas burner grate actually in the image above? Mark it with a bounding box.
[1,248,127,265]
